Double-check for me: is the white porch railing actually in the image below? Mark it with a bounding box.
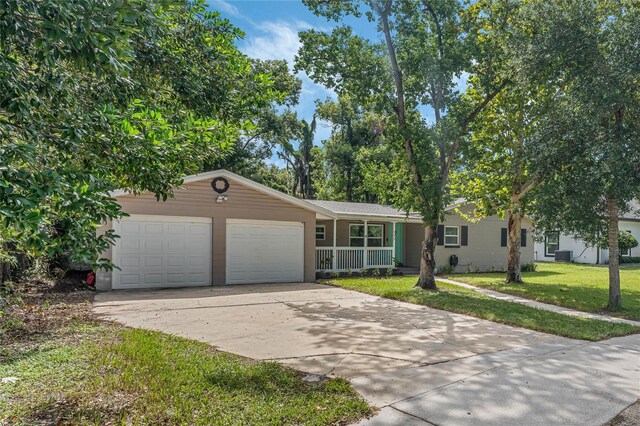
[315,247,394,272]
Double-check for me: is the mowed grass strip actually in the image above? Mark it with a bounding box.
[1,324,373,426]
[450,262,640,321]
[323,277,640,341]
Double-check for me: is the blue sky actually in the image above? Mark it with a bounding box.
[208,0,380,149]
[208,1,466,161]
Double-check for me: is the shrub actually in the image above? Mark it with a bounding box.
[521,262,537,272]
[598,230,639,251]
[620,256,640,264]
[436,265,454,275]
[371,268,380,277]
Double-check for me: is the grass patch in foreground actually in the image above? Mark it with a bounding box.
[1,324,372,425]
[450,262,640,321]
[323,276,640,341]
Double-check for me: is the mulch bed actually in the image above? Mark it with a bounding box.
[607,401,640,426]
[0,275,98,354]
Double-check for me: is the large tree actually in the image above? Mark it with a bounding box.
[297,0,512,288]
[452,85,545,283]
[0,0,286,280]
[206,59,303,187]
[279,116,317,199]
[314,96,385,202]
[523,0,640,309]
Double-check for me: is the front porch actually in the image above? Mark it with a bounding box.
[314,219,405,272]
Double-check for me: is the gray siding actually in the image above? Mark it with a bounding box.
[404,207,535,272]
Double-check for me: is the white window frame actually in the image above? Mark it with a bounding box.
[621,230,632,257]
[444,226,460,247]
[367,224,384,247]
[545,233,560,257]
[315,225,326,241]
[349,224,384,247]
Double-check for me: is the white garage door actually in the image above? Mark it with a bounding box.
[112,215,212,289]
[226,219,304,285]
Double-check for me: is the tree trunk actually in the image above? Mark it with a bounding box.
[607,197,621,310]
[506,211,523,283]
[415,225,438,290]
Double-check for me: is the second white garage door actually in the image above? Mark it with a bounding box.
[226,219,304,285]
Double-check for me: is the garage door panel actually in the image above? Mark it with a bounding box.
[167,257,185,267]
[144,223,163,233]
[144,256,162,267]
[226,220,304,285]
[113,216,212,289]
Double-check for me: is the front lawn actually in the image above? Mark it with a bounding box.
[448,262,640,321]
[0,281,372,425]
[323,277,640,341]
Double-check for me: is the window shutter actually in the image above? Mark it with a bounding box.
[437,225,444,246]
[461,226,468,246]
[501,228,507,247]
[521,229,527,247]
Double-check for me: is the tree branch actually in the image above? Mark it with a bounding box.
[374,0,425,189]
[424,3,444,60]
[460,79,510,132]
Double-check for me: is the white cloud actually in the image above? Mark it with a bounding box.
[241,20,312,68]
[241,19,337,145]
[212,0,242,17]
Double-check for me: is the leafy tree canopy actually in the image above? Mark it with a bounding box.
[0,0,288,269]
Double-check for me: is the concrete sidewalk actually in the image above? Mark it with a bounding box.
[355,335,640,425]
[438,277,640,327]
[93,283,640,425]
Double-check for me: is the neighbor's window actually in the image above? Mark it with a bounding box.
[444,226,459,247]
[316,225,326,240]
[349,224,384,247]
[621,230,632,256]
[545,233,559,256]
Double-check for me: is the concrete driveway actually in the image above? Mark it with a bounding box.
[93,283,640,425]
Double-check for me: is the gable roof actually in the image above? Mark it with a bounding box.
[621,199,640,220]
[307,200,423,222]
[110,169,337,219]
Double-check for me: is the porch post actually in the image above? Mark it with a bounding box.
[391,222,396,268]
[332,219,337,271]
[364,220,368,269]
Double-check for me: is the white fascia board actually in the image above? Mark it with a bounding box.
[334,213,424,223]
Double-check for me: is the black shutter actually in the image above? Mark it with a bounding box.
[501,228,508,247]
[437,225,444,246]
[461,226,468,246]
[521,229,527,247]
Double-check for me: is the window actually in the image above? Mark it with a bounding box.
[349,224,384,247]
[621,230,632,256]
[444,226,459,247]
[367,224,383,247]
[545,234,559,257]
[315,225,326,240]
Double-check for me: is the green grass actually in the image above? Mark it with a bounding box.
[449,262,640,321]
[1,324,372,425]
[323,276,640,341]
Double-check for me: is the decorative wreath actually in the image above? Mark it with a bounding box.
[211,177,230,194]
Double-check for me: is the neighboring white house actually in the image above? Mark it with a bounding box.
[534,200,640,264]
